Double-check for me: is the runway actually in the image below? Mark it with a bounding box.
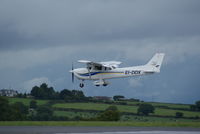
[0,126,200,134]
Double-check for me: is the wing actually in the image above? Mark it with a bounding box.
[78,60,102,67]
[100,61,122,68]
[78,60,121,69]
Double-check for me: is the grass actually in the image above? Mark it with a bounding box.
[3,97,200,127]
[7,98,200,118]
[149,102,190,109]
[154,108,200,117]
[121,115,199,122]
[126,101,190,109]
[0,121,200,127]
[53,102,139,113]
[54,111,97,118]
[53,110,200,123]
[53,102,200,118]
[8,97,48,106]
[53,102,111,111]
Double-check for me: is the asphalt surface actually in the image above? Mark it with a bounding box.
[0,126,200,134]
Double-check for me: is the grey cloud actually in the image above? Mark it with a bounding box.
[0,0,200,103]
[0,0,200,50]
[0,36,200,70]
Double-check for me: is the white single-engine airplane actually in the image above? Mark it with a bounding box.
[70,53,165,88]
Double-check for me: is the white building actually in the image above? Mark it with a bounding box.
[0,89,18,97]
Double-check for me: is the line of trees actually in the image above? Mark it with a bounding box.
[2,83,199,121]
[190,100,200,111]
[30,83,87,102]
[0,96,69,121]
[0,97,28,121]
[0,96,121,121]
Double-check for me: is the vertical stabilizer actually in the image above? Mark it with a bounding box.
[146,53,165,71]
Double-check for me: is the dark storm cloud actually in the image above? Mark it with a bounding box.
[0,0,200,103]
[0,0,200,50]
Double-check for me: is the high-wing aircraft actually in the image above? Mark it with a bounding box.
[70,53,165,88]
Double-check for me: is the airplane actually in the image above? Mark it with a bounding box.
[70,53,165,88]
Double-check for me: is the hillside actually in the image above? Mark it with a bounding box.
[7,97,200,123]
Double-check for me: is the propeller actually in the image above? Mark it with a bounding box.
[72,63,74,83]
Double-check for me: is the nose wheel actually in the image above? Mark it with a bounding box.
[79,83,84,88]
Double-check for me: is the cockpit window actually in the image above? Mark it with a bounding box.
[87,67,92,70]
[94,66,102,70]
[108,67,112,70]
[112,66,116,69]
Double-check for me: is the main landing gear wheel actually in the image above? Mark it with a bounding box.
[79,83,84,88]
[103,83,108,86]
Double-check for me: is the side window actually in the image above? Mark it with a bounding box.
[94,66,102,70]
[87,66,92,70]
[99,66,102,70]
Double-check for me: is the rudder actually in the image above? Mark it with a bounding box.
[146,53,165,70]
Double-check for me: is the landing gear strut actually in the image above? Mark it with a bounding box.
[103,83,108,86]
[79,83,84,88]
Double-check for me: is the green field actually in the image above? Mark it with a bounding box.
[9,97,48,106]
[121,115,199,122]
[126,101,190,109]
[54,110,199,123]
[54,111,97,118]
[53,102,200,118]
[53,102,110,111]
[155,108,200,117]
[4,97,200,127]
[53,103,139,113]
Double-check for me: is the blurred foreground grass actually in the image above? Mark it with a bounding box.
[0,121,200,127]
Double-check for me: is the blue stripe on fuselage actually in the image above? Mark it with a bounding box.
[78,72,124,77]
[79,72,101,76]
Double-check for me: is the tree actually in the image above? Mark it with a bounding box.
[113,95,125,101]
[175,112,184,118]
[59,89,72,100]
[12,102,28,120]
[30,100,37,109]
[195,100,200,111]
[0,97,29,121]
[137,103,155,116]
[40,83,48,89]
[98,106,120,121]
[71,90,85,101]
[59,89,86,102]
[190,100,200,111]
[31,86,41,98]
[0,97,12,120]
[190,105,197,111]
[36,105,53,121]
[30,83,56,99]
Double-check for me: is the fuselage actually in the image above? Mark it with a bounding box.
[73,65,157,80]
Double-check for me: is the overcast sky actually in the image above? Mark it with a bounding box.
[0,0,200,104]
